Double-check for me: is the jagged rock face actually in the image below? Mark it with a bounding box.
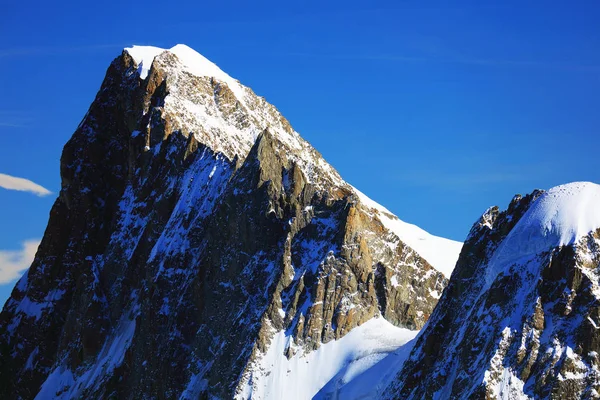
[0,46,449,399]
[385,183,600,400]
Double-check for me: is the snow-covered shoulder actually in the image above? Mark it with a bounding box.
[351,186,462,278]
[497,182,600,261]
[516,181,600,246]
[239,317,417,400]
[487,181,600,287]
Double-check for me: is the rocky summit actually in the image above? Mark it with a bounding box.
[0,44,461,399]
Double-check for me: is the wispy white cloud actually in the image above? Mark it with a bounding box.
[0,110,31,128]
[278,51,600,73]
[0,43,128,58]
[0,123,27,127]
[413,171,526,187]
[391,167,544,193]
[0,240,40,284]
[0,173,52,197]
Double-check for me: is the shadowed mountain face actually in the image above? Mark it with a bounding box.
[0,45,459,399]
[386,182,600,400]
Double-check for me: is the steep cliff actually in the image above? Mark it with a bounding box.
[0,44,461,399]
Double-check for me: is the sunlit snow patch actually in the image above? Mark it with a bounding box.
[239,317,418,400]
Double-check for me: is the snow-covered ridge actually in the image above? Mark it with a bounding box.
[352,186,462,278]
[125,44,307,169]
[126,44,236,87]
[488,181,600,286]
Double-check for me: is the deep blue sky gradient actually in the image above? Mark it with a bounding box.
[1,0,599,305]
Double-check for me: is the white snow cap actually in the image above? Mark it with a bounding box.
[124,44,238,87]
[122,44,272,161]
[488,181,600,285]
[124,45,164,79]
[508,181,600,248]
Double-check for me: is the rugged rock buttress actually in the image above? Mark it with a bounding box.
[0,45,454,399]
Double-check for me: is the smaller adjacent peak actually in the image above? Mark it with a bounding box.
[486,181,600,287]
[506,181,600,250]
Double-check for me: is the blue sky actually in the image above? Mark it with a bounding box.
[1,0,599,306]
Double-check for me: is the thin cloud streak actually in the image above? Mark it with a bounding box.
[3,42,595,73]
[0,43,130,58]
[0,239,40,284]
[0,122,27,128]
[0,173,52,197]
[280,52,600,73]
[0,111,32,128]
[168,4,512,28]
[393,169,536,192]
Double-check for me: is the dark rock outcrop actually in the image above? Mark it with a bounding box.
[0,46,451,399]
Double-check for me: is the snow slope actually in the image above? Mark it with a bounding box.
[352,186,463,278]
[487,181,600,286]
[34,313,137,399]
[239,317,418,400]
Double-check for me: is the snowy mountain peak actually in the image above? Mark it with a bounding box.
[0,44,465,399]
[125,44,237,84]
[124,43,311,170]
